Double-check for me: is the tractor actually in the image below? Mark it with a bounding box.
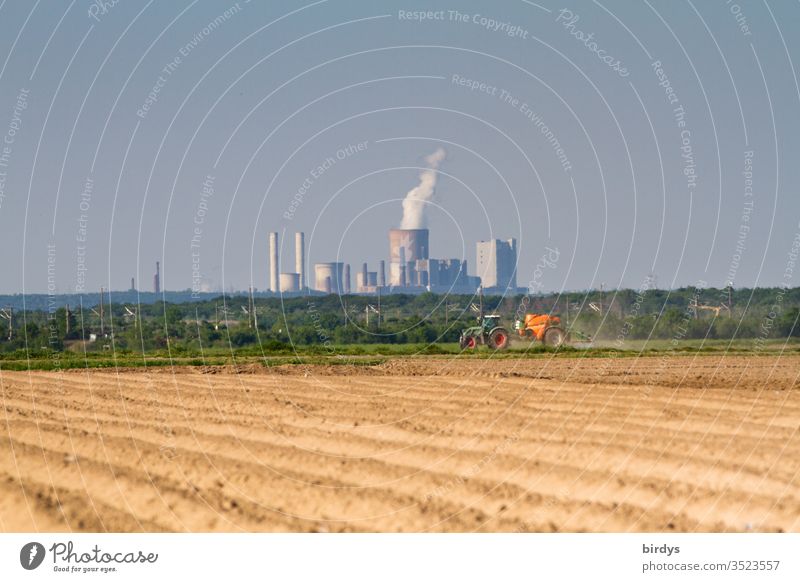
[459,314,511,350]
[515,313,566,347]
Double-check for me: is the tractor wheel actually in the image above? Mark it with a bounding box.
[459,334,477,350]
[543,327,566,347]
[488,328,510,350]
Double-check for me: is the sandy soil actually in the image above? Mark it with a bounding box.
[1,354,799,532]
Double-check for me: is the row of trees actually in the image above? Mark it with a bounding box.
[0,287,798,353]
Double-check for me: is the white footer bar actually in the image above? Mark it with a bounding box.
[2,533,797,581]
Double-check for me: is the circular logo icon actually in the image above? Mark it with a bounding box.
[20,542,46,570]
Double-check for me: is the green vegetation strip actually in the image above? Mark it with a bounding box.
[2,340,797,371]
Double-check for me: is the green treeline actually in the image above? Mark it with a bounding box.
[0,286,798,354]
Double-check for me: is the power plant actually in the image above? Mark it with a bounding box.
[264,227,508,296]
[263,149,517,296]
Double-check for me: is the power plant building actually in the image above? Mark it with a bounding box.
[279,272,300,293]
[389,228,429,286]
[314,262,344,294]
[476,238,517,292]
[385,227,480,292]
[403,258,478,291]
[356,271,378,292]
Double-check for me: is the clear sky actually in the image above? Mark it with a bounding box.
[0,0,798,294]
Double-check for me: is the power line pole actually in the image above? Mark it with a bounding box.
[0,308,12,340]
[249,287,258,329]
[599,283,604,316]
[728,285,733,317]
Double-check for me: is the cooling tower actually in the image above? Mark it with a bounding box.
[389,228,429,286]
[279,273,300,293]
[269,232,279,292]
[314,262,344,294]
[295,232,305,290]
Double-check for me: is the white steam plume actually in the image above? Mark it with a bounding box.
[400,148,446,229]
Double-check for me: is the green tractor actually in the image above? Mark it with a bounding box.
[459,314,511,351]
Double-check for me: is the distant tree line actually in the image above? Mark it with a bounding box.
[0,286,798,354]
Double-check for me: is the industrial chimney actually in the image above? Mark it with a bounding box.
[344,264,351,294]
[379,260,386,287]
[269,232,278,293]
[295,232,305,290]
[153,261,160,293]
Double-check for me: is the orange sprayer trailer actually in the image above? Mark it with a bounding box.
[515,314,567,346]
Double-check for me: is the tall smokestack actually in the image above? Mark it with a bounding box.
[130,277,135,291]
[379,260,386,287]
[295,232,305,290]
[362,262,368,290]
[269,232,278,293]
[153,261,160,293]
[344,264,351,294]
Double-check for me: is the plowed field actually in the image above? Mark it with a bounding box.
[2,354,799,532]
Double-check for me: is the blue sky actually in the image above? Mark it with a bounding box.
[0,0,798,294]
